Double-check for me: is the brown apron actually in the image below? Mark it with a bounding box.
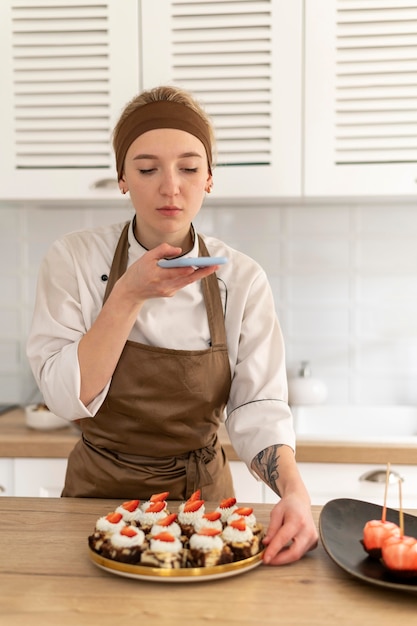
[62,222,234,500]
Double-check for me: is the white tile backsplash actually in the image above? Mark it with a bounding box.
[1,199,417,406]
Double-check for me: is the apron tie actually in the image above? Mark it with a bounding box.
[185,446,216,498]
[81,435,217,500]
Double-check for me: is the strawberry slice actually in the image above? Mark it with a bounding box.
[153,532,176,542]
[183,499,205,513]
[198,527,222,537]
[157,513,178,527]
[146,501,166,513]
[203,511,221,522]
[122,499,140,512]
[150,491,169,502]
[219,497,236,509]
[105,512,123,524]
[120,526,138,538]
[187,489,201,502]
[234,507,253,517]
[230,518,246,531]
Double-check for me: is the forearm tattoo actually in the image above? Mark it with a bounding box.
[251,444,283,497]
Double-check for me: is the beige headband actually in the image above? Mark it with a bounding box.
[114,100,213,181]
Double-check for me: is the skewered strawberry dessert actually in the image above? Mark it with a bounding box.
[362,519,401,558]
[380,534,417,577]
[361,462,401,558]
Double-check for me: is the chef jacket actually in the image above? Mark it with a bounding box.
[26,218,295,471]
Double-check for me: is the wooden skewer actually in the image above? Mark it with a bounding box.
[382,461,390,523]
[399,478,404,537]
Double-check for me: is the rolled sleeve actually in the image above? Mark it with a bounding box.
[225,399,295,469]
[39,339,110,420]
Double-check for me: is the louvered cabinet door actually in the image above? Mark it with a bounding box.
[0,0,139,201]
[140,0,303,198]
[304,0,417,196]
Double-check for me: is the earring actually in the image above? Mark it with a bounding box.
[120,188,127,195]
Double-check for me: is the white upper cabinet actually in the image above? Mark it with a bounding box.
[140,0,303,198]
[0,0,139,200]
[0,0,302,201]
[304,0,417,197]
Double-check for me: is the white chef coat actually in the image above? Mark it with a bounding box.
[26,218,295,469]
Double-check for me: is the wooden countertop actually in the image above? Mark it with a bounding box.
[1,408,417,464]
[1,497,416,626]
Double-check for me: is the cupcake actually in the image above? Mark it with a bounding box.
[177,499,205,539]
[141,532,186,569]
[216,497,238,524]
[222,518,260,561]
[149,513,182,539]
[88,511,126,554]
[194,511,223,533]
[178,489,201,513]
[227,507,263,537]
[135,501,168,533]
[116,499,141,523]
[188,527,233,567]
[101,525,147,563]
[140,491,170,512]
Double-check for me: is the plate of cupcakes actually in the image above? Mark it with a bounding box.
[88,491,265,582]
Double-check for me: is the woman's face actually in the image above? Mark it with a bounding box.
[121,128,212,250]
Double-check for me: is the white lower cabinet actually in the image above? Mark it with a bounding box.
[14,458,68,497]
[294,463,417,509]
[8,458,415,507]
[0,459,13,496]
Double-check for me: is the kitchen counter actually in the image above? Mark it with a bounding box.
[1,497,416,626]
[1,407,417,464]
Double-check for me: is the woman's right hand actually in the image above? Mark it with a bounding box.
[117,243,220,303]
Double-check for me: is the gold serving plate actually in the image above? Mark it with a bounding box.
[89,547,265,583]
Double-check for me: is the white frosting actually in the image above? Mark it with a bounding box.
[140,500,168,512]
[216,504,238,523]
[178,505,205,526]
[222,524,254,544]
[116,504,141,522]
[194,516,223,532]
[139,510,168,527]
[189,533,224,551]
[110,528,146,549]
[150,521,182,538]
[228,512,257,528]
[150,536,182,554]
[95,515,126,534]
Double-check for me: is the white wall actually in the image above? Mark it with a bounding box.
[1,198,416,406]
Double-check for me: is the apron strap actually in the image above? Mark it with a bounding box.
[103,221,130,303]
[103,222,227,349]
[197,235,227,349]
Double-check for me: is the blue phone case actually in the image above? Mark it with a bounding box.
[157,256,227,268]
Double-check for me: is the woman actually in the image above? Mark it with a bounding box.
[27,85,318,565]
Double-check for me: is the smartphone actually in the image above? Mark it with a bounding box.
[157,256,228,268]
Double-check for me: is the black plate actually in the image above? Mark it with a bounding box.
[319,498,417,592]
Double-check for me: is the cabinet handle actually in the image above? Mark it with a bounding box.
[359,469,403,484]
[92,178,119,190]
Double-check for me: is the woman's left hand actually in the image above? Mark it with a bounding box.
[261,493,319,565]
